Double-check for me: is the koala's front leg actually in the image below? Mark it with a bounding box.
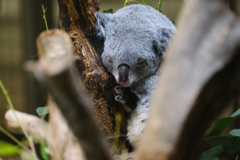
[114,86,139,113]
[127,96,150,146]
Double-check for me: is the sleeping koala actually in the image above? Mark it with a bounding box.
[95,4,176,146]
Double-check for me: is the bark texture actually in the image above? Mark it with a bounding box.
[136,0,240,159]
[57,0,127,138]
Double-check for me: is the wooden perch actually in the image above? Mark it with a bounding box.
[5,110,47,141]
[5,100,86,160]
[26,29,111,160]
[136,0,240,159]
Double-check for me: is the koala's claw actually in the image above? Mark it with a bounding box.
[115,96,126,105]
[114,86,123,95]
[115,95,124,101]
[114,86,126,104]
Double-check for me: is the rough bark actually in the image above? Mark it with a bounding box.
[136,0,240,160]
[57,0,127,139]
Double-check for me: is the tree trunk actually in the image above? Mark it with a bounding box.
[57,0,127,139]
[136,0,240,159]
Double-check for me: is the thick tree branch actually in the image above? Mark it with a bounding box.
[28,29,112,160]
[5,101,86,160]
[171,46,240,160]
[136,0,240,159]
[5,110,47,141]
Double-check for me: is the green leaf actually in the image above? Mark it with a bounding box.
[102,9,113,13]
[207,117,236,138]
[197,145,222,160]
[21,137,27,143]
[169,18,176,25]
[236,155,239,160]
[0,140,20,156]
[36,107,49,116]
[231,108,240,117]
[207,136,240,153]
[229,129,240,137]
[40,139,50,160]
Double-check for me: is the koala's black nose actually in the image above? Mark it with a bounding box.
[118,64,130,86]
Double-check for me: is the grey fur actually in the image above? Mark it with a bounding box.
[95,4,176,146]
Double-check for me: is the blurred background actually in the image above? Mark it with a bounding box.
[0,0,239,141]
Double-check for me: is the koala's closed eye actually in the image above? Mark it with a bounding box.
[108,57,113,64]
[136,59,146,66]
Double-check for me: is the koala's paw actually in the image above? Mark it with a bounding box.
[114,86,126,105]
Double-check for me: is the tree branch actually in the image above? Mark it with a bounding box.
[5,110,47,142]
[5,100,86,160]
[171,46,240,160]
[136,0,240,159]
[27,29,112,160]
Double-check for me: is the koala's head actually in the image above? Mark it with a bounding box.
[95,5,175,87]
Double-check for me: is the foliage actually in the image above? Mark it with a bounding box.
[124,0,140,7]
[31,4,49,59]
[103,0,176,25]
[0,80,51,159]
[0,5,51,159]
[0,140,20,157]
[42,5,49,31]
[198,145,222,160]
[110,114,122,154]
[40,139,50,160]
[36,107,49,116]
[198,108,240,160]
[207,117,236,138]
[123,0,163,7]
[0,80,39,159]
[230,129,240,137]
[102,9,113,13]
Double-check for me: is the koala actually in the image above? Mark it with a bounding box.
[95,4,176,146]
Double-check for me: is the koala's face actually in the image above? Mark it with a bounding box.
[101,32,163,87]
[95,5,175,87]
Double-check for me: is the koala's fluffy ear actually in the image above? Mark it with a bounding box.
[156,28,174,55]
[95,12,113,39]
